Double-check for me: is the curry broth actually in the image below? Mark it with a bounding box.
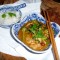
[18,20,51,51]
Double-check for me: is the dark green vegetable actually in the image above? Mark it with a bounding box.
[2,13,6,18]
[35,30,43,38]
[28,22,47,41]
[8,12,16,17]
[29,24,38,34]
[33,29,47,41]
[2,12,16,19]
[29,23,44,38]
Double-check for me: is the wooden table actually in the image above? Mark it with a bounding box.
[0,0,18,5]
[0,52,26,60]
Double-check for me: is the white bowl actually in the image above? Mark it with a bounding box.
[10,12,60,54]
[0,3,26,28]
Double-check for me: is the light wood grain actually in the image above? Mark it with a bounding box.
[42,10,60,60]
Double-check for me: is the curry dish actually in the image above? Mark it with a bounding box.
[18,20,51,51]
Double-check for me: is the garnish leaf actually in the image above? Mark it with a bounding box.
[35,30,44,38]
[33,29,47,41]
[29,24,38,34]
[2,13,6,18]
[8,12,16,17]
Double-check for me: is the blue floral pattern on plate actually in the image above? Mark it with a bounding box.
[0,3,26,11]
[0,3,26,28]
[11,12,60,54]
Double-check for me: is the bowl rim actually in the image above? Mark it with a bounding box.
[10,12,60,54]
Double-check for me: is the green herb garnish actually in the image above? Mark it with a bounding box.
[2,13,6,18]
[35,30,44,38]
[29,24,38,34]
[28,21,48,41]
[8,12,16,17]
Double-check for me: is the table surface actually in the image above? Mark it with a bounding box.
[0,0,60,60]
[0,0,18,5]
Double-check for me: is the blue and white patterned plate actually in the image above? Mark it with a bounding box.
[10,12,60,54]
[0,3,26,28]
